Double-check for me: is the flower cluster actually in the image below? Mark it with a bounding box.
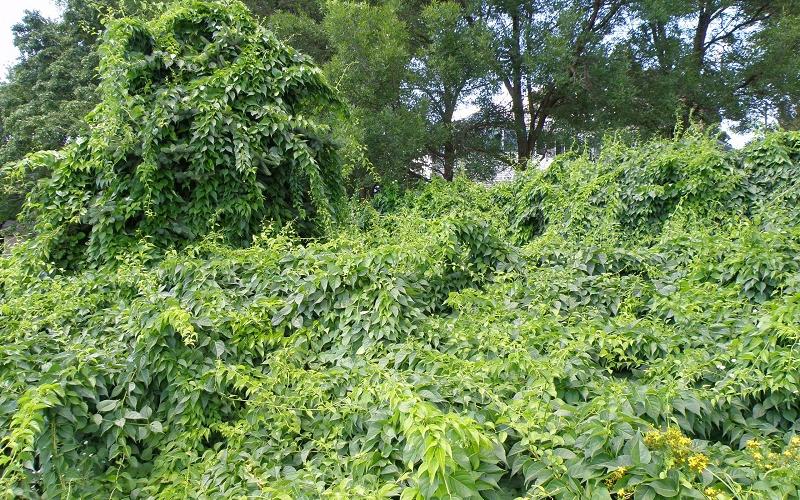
[645,427,710,472]
[746,436,800,472]
[604,466,628,488]
[645,428,690,459]
[687,453,709,472]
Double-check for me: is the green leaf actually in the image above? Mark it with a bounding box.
[649,478,680,497]
[214,341,225,358]
[634,486,657,500]
[96,400,118,413]
[630,435,651,466]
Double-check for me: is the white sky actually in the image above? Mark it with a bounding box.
[0,0,62,78]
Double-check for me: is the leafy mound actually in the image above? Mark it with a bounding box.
[3,126,800,498]
[9,0,342,268]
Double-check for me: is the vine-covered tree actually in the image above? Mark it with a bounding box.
[11,0,343,267]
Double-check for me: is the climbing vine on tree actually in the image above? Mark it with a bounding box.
[10,0,342,267]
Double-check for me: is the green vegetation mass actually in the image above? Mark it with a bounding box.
[2,1,800,499]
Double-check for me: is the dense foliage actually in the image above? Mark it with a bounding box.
[3,2,800,499]
[3,0,800,209]
[0,0,104,221]
[4,75,800,499]
[5,0,342,267]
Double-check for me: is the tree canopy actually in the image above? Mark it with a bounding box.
[2,0,798,202]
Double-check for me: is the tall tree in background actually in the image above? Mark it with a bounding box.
[1,0,799,212]
[470,0,630,164]
[0,2,101,219]
[323,1,428,187]
[243,0,331,62]
[410,1,492,180]
[0,0,149,220]
[623,0,800,135]
[738,2,800,130]
[243,0,322,17]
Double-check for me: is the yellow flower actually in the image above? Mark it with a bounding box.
[605,466,628,487]
[644,430,662,448]
[663,427,691,454]
[688,453,709,472]
[704,487,720,498]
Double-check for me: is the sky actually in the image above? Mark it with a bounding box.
[0,0,62,78]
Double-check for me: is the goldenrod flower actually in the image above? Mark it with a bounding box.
[688,453,709,472]
[605,466,628,487]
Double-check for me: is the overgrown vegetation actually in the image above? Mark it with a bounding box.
[5,0,343,267]
[3,1,800,499]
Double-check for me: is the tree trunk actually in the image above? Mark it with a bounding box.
[511,91,530,163]
[441,96,457,181]
[686,0,713,120]
[443,140,455,181]
[507,12,533,164]
[693,1,712,69]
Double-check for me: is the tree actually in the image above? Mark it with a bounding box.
[242,0,331,62]
[409,1,492,180]
[0,3,99,220]
[323,1,428,188]
[0,0,151,221]
[3,0,799,205]
[242,0,323,18]
[739,4,800,130]
[621,0,800,135]
[469,0,629,164]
